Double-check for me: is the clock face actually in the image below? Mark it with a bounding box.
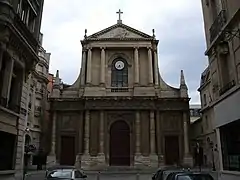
[115,60,125,70]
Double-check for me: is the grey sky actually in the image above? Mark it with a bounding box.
[40,0,208,104]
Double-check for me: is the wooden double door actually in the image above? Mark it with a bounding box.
[60,136,75,165]
[109,121,130,166]
[165,135,180,165]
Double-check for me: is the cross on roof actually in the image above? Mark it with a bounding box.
[116,9,123,23]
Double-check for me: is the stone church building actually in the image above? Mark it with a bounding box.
[48,12,192,169]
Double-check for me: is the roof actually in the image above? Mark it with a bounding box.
[200,66,210,88]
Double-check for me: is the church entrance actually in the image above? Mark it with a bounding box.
[165,135,180,165]
[109,120,130,166]
[60,136,75,165]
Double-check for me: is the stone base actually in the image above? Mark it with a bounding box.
[81,153,107,170]
[183,154,193,167]
[150,154,158,167]
[81,153,91,169]
[134,154,151,168]
[47,154,58,168]
[75,154,81,168]
[96,153,106,166]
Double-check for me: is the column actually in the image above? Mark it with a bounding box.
[100,47,105,84]
[216,128,223,171]
[183,112,189,155]
[50,112,57,155]
[148,47,153,84]
[135,111,140,154]
[86,48,92,84]
[150,111,156,154]
[80,50,87,85]
[183,112,193,166]
[134,47,139,84]
[1,57,14,107]
[84,110,90,154]
[99,111,104,154]
[154,50,159,86]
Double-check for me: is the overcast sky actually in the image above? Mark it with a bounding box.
[40,0,208,104]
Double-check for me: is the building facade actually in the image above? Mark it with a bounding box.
[0,0,44,179]
[201,0,240,179]
[48,15,193,170]
[25,33,50,169]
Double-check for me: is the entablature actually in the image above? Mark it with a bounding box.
[49,97,190,111]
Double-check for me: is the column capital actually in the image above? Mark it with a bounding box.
[100,47,106,50]
[134,47,139,50]
[147,46,152,50]
[87,47,92,51]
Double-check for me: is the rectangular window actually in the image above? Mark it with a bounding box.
[220,121,240,172]
[8,63,23,113]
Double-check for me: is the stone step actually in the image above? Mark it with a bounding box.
[84,166,157,174]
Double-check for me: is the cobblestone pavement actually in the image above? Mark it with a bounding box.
[24,171,153,180]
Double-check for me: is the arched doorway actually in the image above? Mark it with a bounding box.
[110,120,130,166]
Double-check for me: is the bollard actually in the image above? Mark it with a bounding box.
[97,171,100,180]
[136,173,140,180]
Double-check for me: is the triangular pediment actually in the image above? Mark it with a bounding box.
[86,23,153,40]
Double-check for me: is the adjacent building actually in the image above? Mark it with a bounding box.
[0,0,44,179]
[25,33,50,168]
[200,0,240,179]
[47,13,193,170]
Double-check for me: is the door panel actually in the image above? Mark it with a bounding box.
[165,135,180,165]
[60,136,75,165]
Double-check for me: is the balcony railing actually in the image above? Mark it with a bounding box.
[219,80,236,96]
[210,10,227,43]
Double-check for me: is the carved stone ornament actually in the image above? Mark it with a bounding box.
[98,27,143,39]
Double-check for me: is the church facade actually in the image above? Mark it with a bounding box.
[48,15,192,169]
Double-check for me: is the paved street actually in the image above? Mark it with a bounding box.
[24,171,153,180]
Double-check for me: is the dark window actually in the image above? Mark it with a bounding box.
[8,63,23,113]
[220,121,240,172]
[0,131,16,170]
[111,58,128,87]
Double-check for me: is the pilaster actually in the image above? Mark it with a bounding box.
[80,50,87,86]
[156,111,164,166]
[148,47,153,85]
[96,111,106,167]
[86,48,92,85]
[154,50,159,86]
[183,112,193,167]
[47,111,57,167]
[100,47,106,85]
[150,111,158,167]
[81,110,91,169]
[0,48,3,71]
[134,47,139,84]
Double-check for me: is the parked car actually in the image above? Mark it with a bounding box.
[152,167,190,180]
[165,172,214,180]
[45,166,87,180]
